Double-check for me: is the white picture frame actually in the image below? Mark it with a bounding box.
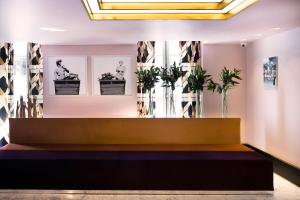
[47,56,87,95]
[92,56,132,96]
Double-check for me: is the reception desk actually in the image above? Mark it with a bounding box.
[9,118,240,145]
[0,118,273,190]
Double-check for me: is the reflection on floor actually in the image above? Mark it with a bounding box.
[0,173,299,200]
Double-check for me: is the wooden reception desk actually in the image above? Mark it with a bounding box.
[1,118,273,190]
[9,118,240,145]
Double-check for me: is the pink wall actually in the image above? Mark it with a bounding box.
[43,44,247,141]
[246,28,300,168]
[41,33,300,168]
[43,44,246,116]
[43,45,137,117]
[203,44,247,141]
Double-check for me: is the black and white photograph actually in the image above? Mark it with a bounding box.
[92,56,132,95]
[48,56,87,95]
[263,56,278,86]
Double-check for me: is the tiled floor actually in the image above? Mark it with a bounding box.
[0,173,299,200]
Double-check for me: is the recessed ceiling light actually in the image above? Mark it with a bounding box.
[271,27,281,30]
[254,33,262,37]
[82,0,258,20]
[102,0,223,2]
[40,27,66,32]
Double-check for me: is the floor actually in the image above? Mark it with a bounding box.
[0,173,299,200]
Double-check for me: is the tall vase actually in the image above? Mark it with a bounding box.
[169,89,176,117]
[148,88,155,117]
[164,87,176,118]
[222,90,228,118]
[164,87,170,117]
[138,84,145,117]
[196,90,204,118]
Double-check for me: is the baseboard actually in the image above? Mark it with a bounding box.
[244,144,300,187]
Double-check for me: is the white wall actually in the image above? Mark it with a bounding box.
[246,27,300,168]
[33,29,300,169]
[43,36,300,169]
[43,44,247,124]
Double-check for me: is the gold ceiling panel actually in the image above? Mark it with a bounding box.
[98,0,235,10]
[89,13,231,20]
[82,0,258,20]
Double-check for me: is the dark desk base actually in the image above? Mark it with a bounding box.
[0,144,273,190]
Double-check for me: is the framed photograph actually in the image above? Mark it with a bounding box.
[48,56,87,95]
[92,56,132,95]
[263,56,278,86]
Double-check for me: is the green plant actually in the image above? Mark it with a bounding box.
[208,67,242,93]
[187,65,212,92]
[135,66,160,91]
[160,62,182,91]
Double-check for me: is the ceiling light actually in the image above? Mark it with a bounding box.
[82,0,258,20]
[271,27,281,30]
[101,0,223,2]
[254,33,262,37]
[40,27,66,32]
[99,0,231,10]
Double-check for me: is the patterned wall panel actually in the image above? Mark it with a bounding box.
[7,44,14,117]
[28,43,43,118]
[0,44,8,65]
[136,41,155,117]
[0,43,13,146]
[179,41,201,118]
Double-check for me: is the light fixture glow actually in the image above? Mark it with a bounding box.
[40,27,66,32]
[98,0,231,10]
[101,0,223,2]
[82,0,258,20]
[90,0,244,14]
[272,27,281,30]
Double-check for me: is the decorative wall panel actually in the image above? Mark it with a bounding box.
[136,41,155,117]
[28,43,43,118]
[179,41,201,118]
[0,43,14,145]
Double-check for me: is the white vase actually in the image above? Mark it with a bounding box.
[196,90,204,118]
[147,88,155,117]
[222,90,228,118]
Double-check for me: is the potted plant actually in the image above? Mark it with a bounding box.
[187,65,212,118]
[160,62,182,117]
[208,67,242,117]
[135,66,160,117]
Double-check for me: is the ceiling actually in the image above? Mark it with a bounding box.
[0,0,299,45]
